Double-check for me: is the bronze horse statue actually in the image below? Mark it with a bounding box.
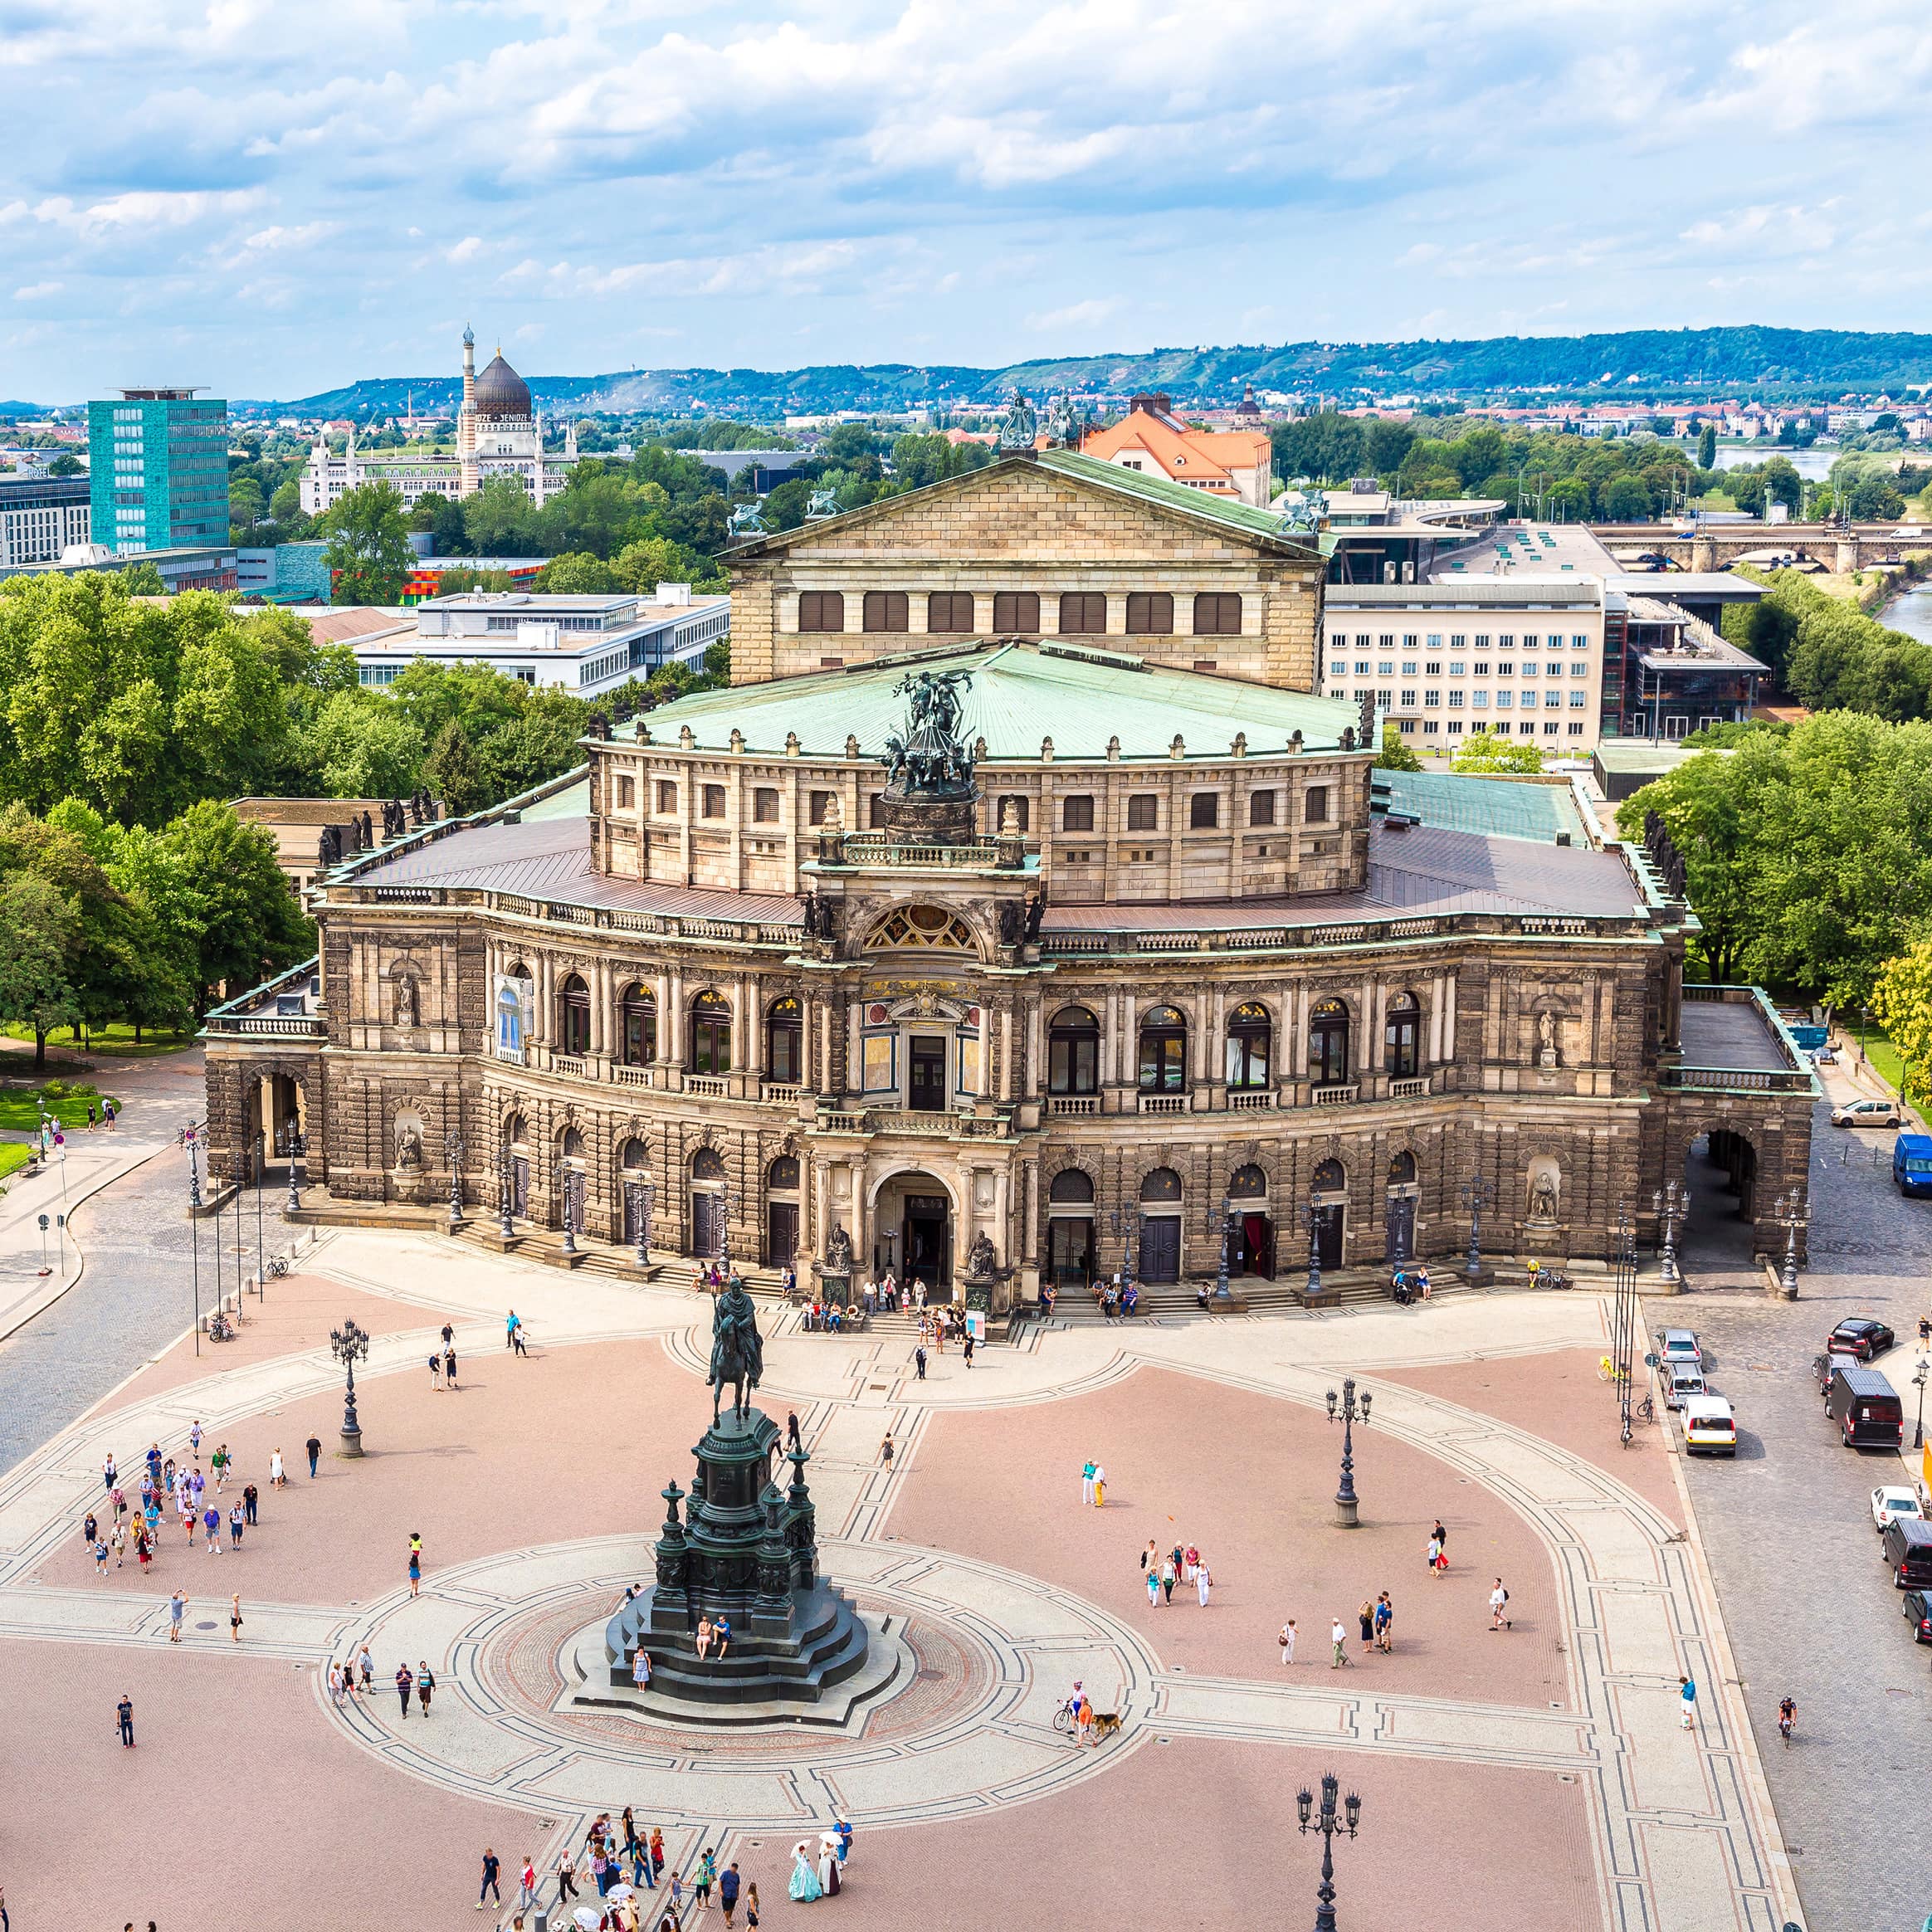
[707,1278,765,1426]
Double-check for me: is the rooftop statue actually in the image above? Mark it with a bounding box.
[997,389,1038,451]
[1044,391,1082,447]
[728,500,768,539]
[805,486,840,520]
[881,668,976,795]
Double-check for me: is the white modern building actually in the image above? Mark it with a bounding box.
[0,474,91,568]
[351,588,729,695]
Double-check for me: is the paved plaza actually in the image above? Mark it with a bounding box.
[0,1174,1809,1932]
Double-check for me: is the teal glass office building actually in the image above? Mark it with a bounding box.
[88,388,229,555]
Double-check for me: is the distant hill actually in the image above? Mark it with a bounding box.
[227,325,1932,420]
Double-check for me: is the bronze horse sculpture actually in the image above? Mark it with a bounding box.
[707,1277,765,1426]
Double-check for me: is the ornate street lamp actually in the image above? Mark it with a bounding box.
[1209,1192,1237,1312]
[719,1178,737,1276]
[1459,1171,1495,1281]
[1296,1771,1361,1932]
[1651,1178,1690,1286]
[1108,1202,1141,1292]
[188,1125,202,1359]
[1299,1189,1327,1301]
[445,1129,466,1232]
[1772,1188,1808,1300]
[285,1128,302,1217]
[253,1129,266,1300]
[1325,1377,1373,1529]
[498,1143,515,1240]
[329,1315,370,1457]
[631,1175,656,1267]
[561,1167,583,1256]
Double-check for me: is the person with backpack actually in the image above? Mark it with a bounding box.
[1489,1578,1510,1630]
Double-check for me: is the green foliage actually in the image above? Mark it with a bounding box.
[118,563,166,595]
[1744,568,1932,720]
[422,719,489,817]
[305,690,427,797]
[152,799,313,1012]
[45,452,83,477]
[536,551,621,593]
[1601,474,1651,520]
[0,870,80,1066]
[759,477,812,532]
[1678,719,1788,749]
[1871,940,1932,1106]
[1451,731,1545,773]
[1698,425,1717,469]
[407,492,470,553]
[1373,724,1423,772]
[321,481,413,604]
[888,433,993,491]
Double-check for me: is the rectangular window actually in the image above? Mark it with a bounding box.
[701,783,726,817]
[869,793,886,828]
[863,590,909,632]
[1378,634,1395,649]
[656,780,677,812]
[1569,720,1585,735]
[1060,591,1107,633]
[1423,689,1440,707]
[1573,659,1590,676]
[753,787,779,823]
[1495,692,1513,710]
[1496,661,1514,677]
[1126,794,1159,831]
[992,590,1040,632]
[1193,592,1242,635]
[1424,661,1442,676]
[1521,661,1538,676]
[927,590,975,632]
[997,794,1031,833]
[616,774,635,809]
[1125,592,1174,635]
[1063,794,1095,832]
[1447,690,1465,708]
[798,590,844,632]
[809,789,834,824]
[1572,634,1588,649]
[1377,661,1393,676]
[1428,634,1445,648]
[1422,720,1440,734]
[1189,792,1220,829]
[1399,689,1417,707]
[1249,790,1276,827]
[1354,661,1371,676]
[1400,660,1417,676]
[1569,690,1588,708]
[1521,635,1540,651]
[1303,785,1329,824]
[1472,691,1489,709]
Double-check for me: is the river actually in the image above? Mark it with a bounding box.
[1878,579,1932,644]
[1712,446,1836,481]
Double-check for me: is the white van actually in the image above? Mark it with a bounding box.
[1665,1363,1709,1411]
[1684,1394,1737,1456]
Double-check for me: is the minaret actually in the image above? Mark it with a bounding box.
[532,401,546,509]
[458,324,478,496]
[564,417,579,461]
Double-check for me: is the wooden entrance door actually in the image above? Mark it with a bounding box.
[1140,1216,1181,1283]
[1312,1203,1345,1266]
[767,1202,798,1267]
[908,1036,948,1111]
[693,1191,722,1258]
[511,1155,529,1217]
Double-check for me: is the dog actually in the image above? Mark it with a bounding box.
[1088,1710,1123,1742]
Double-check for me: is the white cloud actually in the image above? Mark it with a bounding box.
[1028,298,1122,333]
[446,235,484,262]
[13,282,64,301]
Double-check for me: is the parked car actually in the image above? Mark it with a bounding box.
[1827,1317,1896,1361]
[1832,1096,1903,1129]
[1683,1395,1737,1456]
[1895,1134,1932,1199]
[1883,1518,1932,1588]
[1872,1484,1923,1531]
[1904,1588,1932,1644]
[1827,1364,1905,1448]
[1656,1327,1703,1371]
[1665,1362,1709,1411]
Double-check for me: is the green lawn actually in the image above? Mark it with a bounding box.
[1856,1029,1917,1102]
[0,1143,32,1181]
[0,1022,196,1060]
[0,1081,123,1134]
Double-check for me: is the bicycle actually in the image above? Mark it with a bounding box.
[1777,1699,1795,1749]
[1635,1393,1655,1423]
[264,1256,290,1279]
[1598,1356,1631,1384]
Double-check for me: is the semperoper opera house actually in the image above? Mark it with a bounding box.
[202,446,1817,1309]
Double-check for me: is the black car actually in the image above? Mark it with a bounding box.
[1905,1589,1932,1645]
[1827,1318,1896,1361]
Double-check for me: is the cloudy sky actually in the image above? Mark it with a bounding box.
[4,0,1930,400]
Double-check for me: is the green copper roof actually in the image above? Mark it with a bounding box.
[1033,447,1309,545]
[1376,768,1588,842]
[635,643,1358,763]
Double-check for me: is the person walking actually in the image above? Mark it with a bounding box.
[203,1504,222,1554]
[270,1447,285,1489]
[395,1661,413,1719]
[963,1332,975,1368]
[1081,1461,1095,1508]
[786,1412,802,1453]
[444,1344,460,1390]
[745,1880,761,1930]
[305,1434,321,1479]
[517,1856,539,1914]
[477,1847,502,1912]
[230,1593,243,1643]
[429,1349,443,1391]
[1197,1558,1213,1608]
[554,1844,579,1905]
[1330,1617,1352,1667]
[168,1590,185,1642]
[506,1309,522,1351]
[1432,1519,1449,1573]
[417,1660,435,1715]
[117,1691,134,1747]
[1679,1674,1697,1730]
[880,1432,894,1469]
[408,1534,423,1598]
[228,1502,244,1550]
[1357,1598,1375,1655]
[1160,1553,1177,1603]
[358,1644,374,1694]
[243,1481,258,1526]
[93,1534,109,1577]
[1374,1592,1393,1654]
[1489,1578,1510,1631]
[1146,1559,1161,1608]
[915,1344,928,1380]
[1279,1618,1296,1666]
[720,1860,742,1930]
[695,1847,717,1911]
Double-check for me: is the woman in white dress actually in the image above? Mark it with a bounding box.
[817,1833,842,1897]
[269,1447,285,1488]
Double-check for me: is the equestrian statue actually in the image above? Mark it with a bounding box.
[707,1276,766,1426]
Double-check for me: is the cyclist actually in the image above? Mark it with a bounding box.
[1777,1695,1795,1747]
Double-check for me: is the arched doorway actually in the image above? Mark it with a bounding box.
[1677,1128,1762,1269]
[504,1110,530,1218]
[690,1146,728,1258]
[766,1154,802,1266]
[1384,1150,1418,1263]
[874,1168,955,1290]
[1046,1167,1095,1290]
[1139,1166,1183,1281]
[1228,1162,1273,1276]
[1310,1158,1347,1266]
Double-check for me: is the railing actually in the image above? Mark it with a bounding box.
[761,1081,805,1105]
[202,955,321,1033]
[1138,1092,1188,1115]
[1049,1095,1100,1115]
[1388,1076,1429,1100]
[830,836,1010,869]
[495,1042,526,1066]
[685,1075,729,1097]
[612,1064,655,1088]
[1661,1066,1815,1094]
[1228,1089,1276,1110]
[372,886,434,904]
[219,1014,326,1039]
[816,1110,867,1132]
[1311,1082,1359,1106]
[551,1054,588,1079]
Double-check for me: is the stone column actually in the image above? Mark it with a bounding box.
[536,954,555,1046]
[742,974,762,1076]
[666,967,685,1066]
[999,1003,1014,1102]
[976,999,991,1097]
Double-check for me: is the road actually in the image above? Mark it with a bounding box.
[1672,1100,1932,1932]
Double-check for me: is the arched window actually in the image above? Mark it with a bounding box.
[620,983,656,1066]
[768,1154,801,1191]
[1139,1167,1183,1204]
[1225,1001,1271,1090]
[1138,1004,1188,1093]
[1228,1163,1268,1199]
[619,1137,649,1171]
[690,991,732,1076]
[866,905,976,951]
[1310,998,1350,1086]
[558,972,591,1056]
[1387,1151,1416,1185]
[1383,990,1421,1078]
[691,1147,726,1180]
[766,995,803,1085]
[1311,1158,1346,1194]
[561,1126,586,1162]
[504,1110,528,1147]
[1049,1168,1095,1204]
[1047,1005,1100,1095]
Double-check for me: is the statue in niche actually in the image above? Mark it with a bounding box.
[393,977,417,1029]
[1538,1011,1555,1053]
[964,1231,998,1279]
[395,1122,424,1172]
[826,1223,853,1271]
[1526,1170,1559,1223]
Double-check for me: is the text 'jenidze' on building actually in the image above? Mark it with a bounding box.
[201,446,1816,1311]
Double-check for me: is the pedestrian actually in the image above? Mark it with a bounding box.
[506,1309,520,1350]
[1280,1618,1296,1665]
[110,1521,125,1568]
[270,1447,285,1488]
[104,1098,116,1129]
[203,1504,222,1554]
[230,1592,243,1643]
[358,1644,374,1694]
[117,1691,134,1746]
[1679,1674,1697,1730]
[135,1527,151,1573]
[212,1443,228,1490]
[396,1662,412,1719]
[86,1100,96,1131]
[305,1434,321,1478]
[964,1332,975,1368]
[1330,1617,1351,1667]
[786,1411,802,1452]
[1489,1578,1510,1631]
[1183,1543,1199,1583]
[1374,1592,1393,1653]
[429,1349,443,1391]
[915,1344,927,1379]
[555,1844,579,1904]
[1358,1598,1375,1653]
[328,1661,346,1706]
[651,1827,665,1881]
[1197,1558,1212,1608]
[94,1535,109,1576]
[189,1420,202,1456]
[695,1847,717,1910]
[1147,1560,1161,1608]
[632,1647,652,1693]
[1160,1554,1176,1603]
[478,1847,502,1912]
[880,1431,894,1466]
[721,1860,742,1929]
[229,1503,243,1549]
[168,1589,185,1641]
[668,1871,685,1920]
[103,1451,117,1495]
[243,1481,258,1525]
[1091,1461,1105,1508]
[1432,1519,1449,1573]
[517,1856,539,1913]
[745,1880,760,1930]
[444,1344,459,1390]
[408,1534,423,1597]
[417,1660,435,1714]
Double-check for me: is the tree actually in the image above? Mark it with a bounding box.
[0,871,79,1068]
[1760,456,1803,514]
[1544,479,1590,522]
[154,800,313,1014]
[1601,475,1651,520]
[119,563,166,595]
[1872,939,1932,1105]
[321,482,412,604]
[1727,468,1768,515]
[422,718,489,817]
[304,689,425,797]
[1451,731,1544,773]
[407,491,470,554]
[1698,424,1717,470]
[536,551,620,593]
[759,478,812,532]
[462,475,539,554]
[1373,724,1423,771]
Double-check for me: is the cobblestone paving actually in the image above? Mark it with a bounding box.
[1674,1106,1932,1932]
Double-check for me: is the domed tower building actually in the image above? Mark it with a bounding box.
[457,327,553,505]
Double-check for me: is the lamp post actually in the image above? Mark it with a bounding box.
[1300,1193,1325,1301]
[1325,1376,1372,1528]
[1914,1358,1928,1452]
[561,1167,582,1255]
[631,1175,655,1268]
[1611,1201,1637,1443]
[444,1129,465,1233]
[329,1315,370,1457]
[720,1178,737,1276]
[188,1126,202,1359]
[1459,1171,1494,1281]
[1296,1771,1361,1932]
[1109,1203,1141,1294]
[254,1129,266,1300]
[1209,1192,1236,1312]
[1651,1178,1690,1286]
[1773,1188,1808,1299]
[286,1127,302,1217]
[498,1143,515,1240]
